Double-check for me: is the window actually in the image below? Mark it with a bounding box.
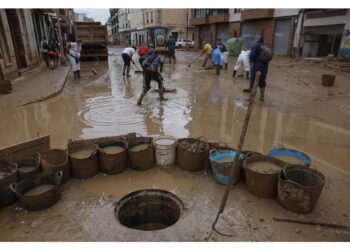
[209,9,229,15]
[151,11,153,22]
[147,12,149,24]
[157,10,161,23]
[195,9,206,18]
[234,9,242,14]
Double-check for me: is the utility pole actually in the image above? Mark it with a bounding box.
[56,9,66,66]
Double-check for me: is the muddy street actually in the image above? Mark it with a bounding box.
[0,48,350,241]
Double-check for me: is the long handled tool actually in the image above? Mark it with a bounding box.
[273,216,350,230]
[211,72,261,237]
[134,63,143,73]
[188,54,203,67]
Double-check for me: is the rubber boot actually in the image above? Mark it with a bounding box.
[126,66,131,77]
[259,87,265,102]
[232,70,237,78]
[245,71,250,79]
[122,65,126,76]
[137,91,147,106]
[73,71,77,79]
[77,70,82,79]
[158,88,165,101]
[225,63,228,70]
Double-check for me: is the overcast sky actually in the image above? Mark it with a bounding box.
[74,8,110,24]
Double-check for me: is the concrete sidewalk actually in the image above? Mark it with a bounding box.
[0,64,70,110]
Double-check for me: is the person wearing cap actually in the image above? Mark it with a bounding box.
[122,46,137,77]
[201,41,212,68]
[137,50,165,106]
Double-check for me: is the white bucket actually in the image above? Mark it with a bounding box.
[153,136,177,167]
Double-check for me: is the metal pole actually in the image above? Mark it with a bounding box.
[56,9,66,66]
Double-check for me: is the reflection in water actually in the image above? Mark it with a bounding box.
[0,48,349,178]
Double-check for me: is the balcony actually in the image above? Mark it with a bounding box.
[208,13,229,23]
[241,9,274,20]
[189,16,208,26]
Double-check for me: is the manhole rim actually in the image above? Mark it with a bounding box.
[114,189,185,231]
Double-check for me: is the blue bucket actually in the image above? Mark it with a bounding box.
[209,149,245,185]
[268,148,311,166]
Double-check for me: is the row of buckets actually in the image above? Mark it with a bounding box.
[0,134,325,214]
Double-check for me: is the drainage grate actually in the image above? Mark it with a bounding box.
[115,189,184,231]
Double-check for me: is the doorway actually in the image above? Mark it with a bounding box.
[5,9,27,69]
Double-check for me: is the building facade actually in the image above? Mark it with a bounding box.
[109,8,119,45]
[190,8,350,57]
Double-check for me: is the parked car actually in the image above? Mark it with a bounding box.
[175,39,194,48]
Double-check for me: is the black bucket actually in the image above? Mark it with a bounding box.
[277,165,325,213]
[13,155,41,181]
[0,161,17,207]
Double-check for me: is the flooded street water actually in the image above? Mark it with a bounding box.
[0,48,349,241]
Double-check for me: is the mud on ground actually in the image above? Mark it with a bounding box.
[0,48,349,241]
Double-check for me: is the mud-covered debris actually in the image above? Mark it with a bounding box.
[260,218,264,222]
[295,228,301,233]
[179,139,207,153]
[342,213,348,218]
[20,221,25,224]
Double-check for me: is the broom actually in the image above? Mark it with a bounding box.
[134,63,143,73]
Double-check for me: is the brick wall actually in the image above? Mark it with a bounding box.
[229,22,241,38]
[210,24,216,43]
[260,19,275,49]
[208,13,229,24]
[241,9,274,20]
[193,27,200,49]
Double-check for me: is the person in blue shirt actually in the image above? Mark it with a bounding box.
[243,37,268,102]
[211,45,221,75]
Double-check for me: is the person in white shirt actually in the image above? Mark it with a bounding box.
[67,40,83,79]
[40,36,49,67]
[233,50,251,79]
[121,47,136,77]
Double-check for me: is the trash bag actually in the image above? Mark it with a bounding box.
[226,38,242,56]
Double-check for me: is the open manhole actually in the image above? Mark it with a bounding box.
[114,189,184,231]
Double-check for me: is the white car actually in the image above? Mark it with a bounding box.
[175,39,194,48]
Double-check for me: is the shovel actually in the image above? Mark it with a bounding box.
[134,64,143,74]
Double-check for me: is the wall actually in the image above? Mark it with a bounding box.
[229,10,241,22]
[274,9,299,18]
[229,22,241,38]
[0,10,18,80]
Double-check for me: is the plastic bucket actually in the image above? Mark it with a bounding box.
[10,171,63,211]
[268,148,311,166]
[13,155,41,181]
[0,161,17,207]
[321,74,335,86]
[277,165,325,213]
[153,136,177,167]
[209,149,245,185]
[128,136,155,171]
[40,149,70,183]
[68,143,99,179]
[98,140,127,174]
[176,138,208,172]
[245,155,288,198]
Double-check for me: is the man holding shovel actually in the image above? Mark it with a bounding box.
[121,46,137,77]
[137,50,166,106]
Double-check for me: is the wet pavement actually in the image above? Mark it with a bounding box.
[0,48,349,241]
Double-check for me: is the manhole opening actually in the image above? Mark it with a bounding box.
[115,189,183,231]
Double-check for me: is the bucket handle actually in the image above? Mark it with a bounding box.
[55,171,63,183]
[209,149,217,157]
[9,183,21,196]
[282,166,305,188]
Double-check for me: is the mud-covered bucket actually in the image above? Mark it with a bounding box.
[128,136,155,171]
[277,165,325,213]
[10,171,63,211]
[176,138,208,172]
[209,149,245,185]
[98,140,127,174]
[0,161,17,207]
[153,136,177,167]
[13,155,41,181]
[245,155,288,198]
[207,142,236,174]
[321,74,335,86]
[68,143,99,179]
[240,150,263,178]
[40,149,70,183]
[268,147,311,166]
